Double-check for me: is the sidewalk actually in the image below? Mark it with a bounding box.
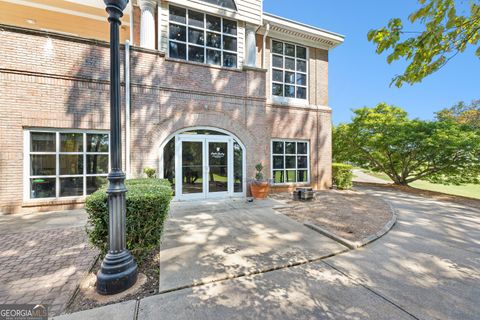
[160,198,347,293]
[53,186,480,320]
[53,259,413,320]
[352,169,392,184]
[0,209,97,316]
[54,198,351,319]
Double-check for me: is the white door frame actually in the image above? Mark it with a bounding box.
[175,135,205,200]
[176,134,236,200]
[159,127,247,201]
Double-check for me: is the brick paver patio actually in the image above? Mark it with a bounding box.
[0,212,97,316]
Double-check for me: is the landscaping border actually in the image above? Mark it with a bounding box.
[304,200,398,250]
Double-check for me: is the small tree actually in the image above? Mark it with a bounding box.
[334,103,480,185]
[254,163,265,181]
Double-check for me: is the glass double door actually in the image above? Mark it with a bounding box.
[177,136,232,199]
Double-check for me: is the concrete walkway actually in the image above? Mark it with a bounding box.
[159,198,347,292]
[324,186,480,320]
[0,209,97,316]
[353,169,392,184]
[55,188,480,320]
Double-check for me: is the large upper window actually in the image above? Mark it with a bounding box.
[169,6,238,68]
[271,140,309,184]
[27,130,109,199]
[271,40,308,100]
[199,0,237,10]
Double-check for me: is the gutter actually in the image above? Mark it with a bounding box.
[125,40,131,178]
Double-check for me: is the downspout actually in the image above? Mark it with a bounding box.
[125,40,131,178]
[262,22,270,69]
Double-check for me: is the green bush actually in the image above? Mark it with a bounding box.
[332,163,353,190]
[85,179,173,263]
[126,178,171,187]
[143,167,156,178]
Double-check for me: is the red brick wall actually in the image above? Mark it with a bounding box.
[0,26,332,214]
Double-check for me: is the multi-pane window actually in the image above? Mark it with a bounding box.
[271,40,308,100]
[272,140,309,184]
[169,6,238,68]
[27,130,109,199]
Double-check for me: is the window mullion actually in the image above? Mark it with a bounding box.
[186,9,189,62]
[83,133,87,196]
[56,132,60,198]
[204,13,207,64]
[295,45,298,99]
[221,18,224,67]
[294,142,297,182]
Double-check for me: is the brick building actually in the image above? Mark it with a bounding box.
[0,0,343,213]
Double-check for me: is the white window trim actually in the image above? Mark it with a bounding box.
[167,4,239,68]
[190,0,238,12]
[24,128,110,202]
[270,38,309,103]
[270,139,310,185]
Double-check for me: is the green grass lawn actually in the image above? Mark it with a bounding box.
[361,170,480,200]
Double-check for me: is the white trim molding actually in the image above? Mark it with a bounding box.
[260,13,344,50]
[3,0,131,26]
[166,0,261,25]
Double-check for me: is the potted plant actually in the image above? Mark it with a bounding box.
[250,163,269,199]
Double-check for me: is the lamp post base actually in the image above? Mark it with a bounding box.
[96,250,138,295]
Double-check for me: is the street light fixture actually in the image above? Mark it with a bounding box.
[96,0,138,295]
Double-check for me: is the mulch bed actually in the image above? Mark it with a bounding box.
[271,189,392,242]
[66,249,159,314]
[355,182,480,209]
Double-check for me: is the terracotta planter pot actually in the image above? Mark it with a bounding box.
[250,181,269,199]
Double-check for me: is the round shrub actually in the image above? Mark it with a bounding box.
[85,179,173,263]
[332,163,353,190]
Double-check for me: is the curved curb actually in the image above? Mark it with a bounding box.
[304,200,398,250]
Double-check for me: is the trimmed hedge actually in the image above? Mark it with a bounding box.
[126,178,171,187]
[332,163,353,190]
[85,178,173,263]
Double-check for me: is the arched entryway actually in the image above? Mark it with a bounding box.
[159,127,246,200]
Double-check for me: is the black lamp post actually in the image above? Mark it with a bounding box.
[96,0,138,295]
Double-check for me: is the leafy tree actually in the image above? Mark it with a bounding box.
[368,0,480,87]
[436,99,480,128]
[334,103,480,185]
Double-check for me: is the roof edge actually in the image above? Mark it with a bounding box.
[263,12,345,48]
